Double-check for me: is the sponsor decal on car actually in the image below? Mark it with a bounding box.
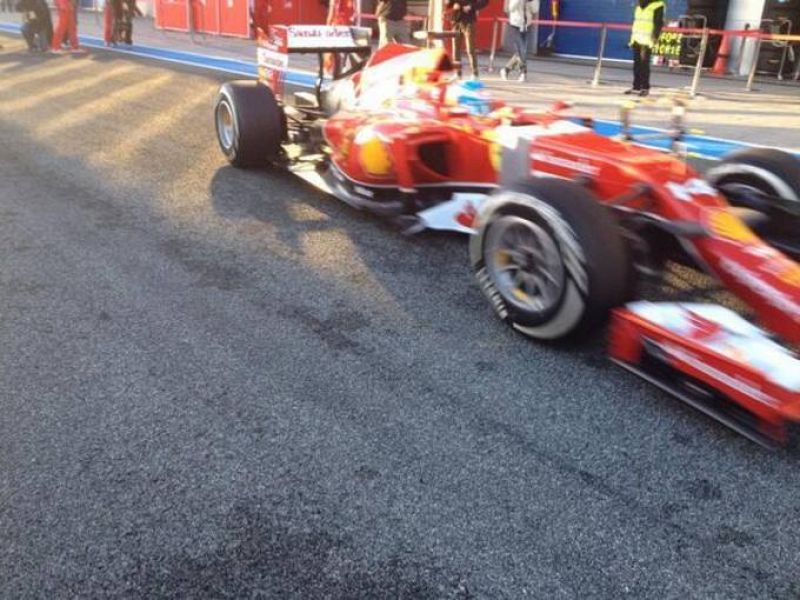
[719,257,800,321]
[530,152,599,177]
[257,47,288,70]
[659,342,777,407]
[665,178,717,202]
[284,26,365,49]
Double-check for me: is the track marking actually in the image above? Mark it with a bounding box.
[0,64,138,113]
[35,72,175,136]
[0,54,94,87]
[88,86,212,164]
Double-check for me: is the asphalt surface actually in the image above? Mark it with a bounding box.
[2,34,800,599]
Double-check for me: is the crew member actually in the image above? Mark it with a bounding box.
[447,0,488,80]
[500,0,539,82]
[324,0,354,74]
[627,0,665,97]
[16,0,52,51]
[51,0,81,52]
[117,0,141,45]
[103,0,121,45]
[326,0,354,26]
[376,0,409,47]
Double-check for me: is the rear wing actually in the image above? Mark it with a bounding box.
[257,25,372,101]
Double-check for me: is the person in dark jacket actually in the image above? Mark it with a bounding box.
[447,0,488,79]
[376,0,409,47]
[16,0,52,51]
[626,0,665,96]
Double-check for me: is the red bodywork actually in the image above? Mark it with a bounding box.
[609,307,800,443]
[249,38,800,441]
[318,44,800,346]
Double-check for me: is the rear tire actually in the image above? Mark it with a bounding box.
[215,81,285,168]
[472,178,630,341]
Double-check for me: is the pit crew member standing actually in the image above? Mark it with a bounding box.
[16,0,52,51]
[51,0,81,52]
[627,0,665,97]
[103,0,121,45]
[500,0,538,82]
[376,0,409,47]
[447,0,488,80]
[117,0,141,45]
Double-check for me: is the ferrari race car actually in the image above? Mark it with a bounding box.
[214,26,800,446]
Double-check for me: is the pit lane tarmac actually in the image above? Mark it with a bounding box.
[2,34,800,599]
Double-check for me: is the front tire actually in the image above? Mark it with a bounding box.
[472,178,630,341]
[215,81,285,168]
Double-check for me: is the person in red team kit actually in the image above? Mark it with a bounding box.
[52,0,82,52]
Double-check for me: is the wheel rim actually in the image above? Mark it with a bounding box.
[216,100,235,151]
[485,215,566,314]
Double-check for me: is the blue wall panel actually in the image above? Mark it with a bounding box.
[538,0,688,59]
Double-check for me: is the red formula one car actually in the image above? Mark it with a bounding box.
[214,26,800,446]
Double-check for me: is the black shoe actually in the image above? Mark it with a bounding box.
[639,89,650,97]
[624,88,640,95]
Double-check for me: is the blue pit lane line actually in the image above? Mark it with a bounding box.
[2,20,797,160]
[589,120,800,161]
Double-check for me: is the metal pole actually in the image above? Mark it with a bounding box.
[688,27,708,98]
[489,17,500,72]
[776,21,791,81]
[746,35,763,92]
[591,24,608,87]
[186,0,194,42]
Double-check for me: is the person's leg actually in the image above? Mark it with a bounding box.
[120,6,131,44]
[113,0,123,43]
[42,10,53,48]
[464,21,477,77]
[641,44,652,91]
[377,16,388,47]
[31,19,46,50]
[516,27,528,78]
[452,22,464,76]
[66,4,78,48]
[631,42,642,90]
[103,1,114,44]
[22,21,36,50]
[52,1,67,50]
[503,25,521,72]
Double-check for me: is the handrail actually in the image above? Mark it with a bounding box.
[481,16,800,93]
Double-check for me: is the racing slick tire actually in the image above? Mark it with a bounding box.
[706,148,800,253]
[215,81,285,168]
[471,178,630,341]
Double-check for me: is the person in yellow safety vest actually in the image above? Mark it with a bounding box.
[626,0,665,97]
